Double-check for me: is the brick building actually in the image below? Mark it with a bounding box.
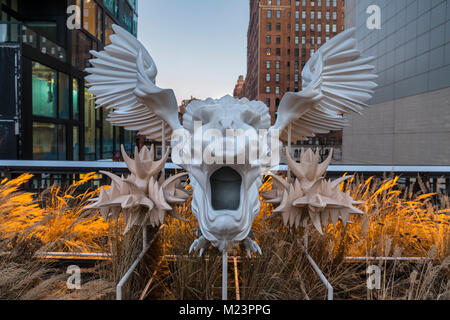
[243,0,345,158]
[233,75,246,98]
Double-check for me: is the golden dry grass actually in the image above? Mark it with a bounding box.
[0,173,448,300]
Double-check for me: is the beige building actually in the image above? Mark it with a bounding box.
[343,0,450,165]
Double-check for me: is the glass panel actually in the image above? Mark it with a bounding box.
[83,0,102,40]
[120,2,133,33]
[124,129,135,154]
[25,21,57,44]
[103,0,118,17]
[84,84,96,160]
[133,14,138,37]
[0,22,19,43]
[21,25,38,48]
[40,35,66,62]
[114,126,120,159]
[59,73,70,119]
[103,110,113,159]
[32,62,57,118]
[96,127,101,158]
[73,78,79,120]
[57,124,67,160]
[105,15,114,45]
[72,30,92,70]
[33,123,66,160]
[73,126,80,161]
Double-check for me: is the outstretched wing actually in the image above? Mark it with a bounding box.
[85,24,181,142]
[271,27,378,142]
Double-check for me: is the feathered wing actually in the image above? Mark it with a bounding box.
[271,27,378,142]
[85,24,181,141]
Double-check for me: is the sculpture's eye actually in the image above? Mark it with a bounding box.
[241,110,261,127]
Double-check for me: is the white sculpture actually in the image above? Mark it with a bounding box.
[85,25,377,255]
[262,149,364,233]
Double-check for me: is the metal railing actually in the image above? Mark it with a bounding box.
[0,160,449,193]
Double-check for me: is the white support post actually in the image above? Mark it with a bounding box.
[287,124,292,181]
[161,120,166,177]
[116,226,163,300]
[222,251,228,300]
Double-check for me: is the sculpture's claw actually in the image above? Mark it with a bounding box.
[243,237,262,259]
[189,236,210,257]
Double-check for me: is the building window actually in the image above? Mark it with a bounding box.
[58,73,70,119]
[120,1,134,33]
[103,0,119,18]
[267,22,272,31]
[32,123,66,160]
[276,73,280,82]
[83,0,103,40]
[73,79,79,120]
[103,110,113,159]
[275,87,280,96]
[276,36,281,44]
[32,62,57,118]
[276,48,281,56]
[276,61,280,69]
[276,10,281,18]
[266,98,271,107]
[266,73,271,82]
[73,126,80,161]
[266,61,271,69]
[267,10,272,18]
[84,84,97,160]
[72,30,92,69]
[276,23,281,31]
[266,36,271,44]
[266,48,271,56]
[266,86,271,94]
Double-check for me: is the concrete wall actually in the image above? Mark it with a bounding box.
[342,0,450,165]
[343,87,450,165]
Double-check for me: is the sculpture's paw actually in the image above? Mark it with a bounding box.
[243,237,262,258]
[189,236,210,257]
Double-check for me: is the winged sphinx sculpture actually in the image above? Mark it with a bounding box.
[85,24,377,255]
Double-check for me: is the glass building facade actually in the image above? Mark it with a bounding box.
[0,0,138,161]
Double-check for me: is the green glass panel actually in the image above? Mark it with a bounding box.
[32,62,57,118]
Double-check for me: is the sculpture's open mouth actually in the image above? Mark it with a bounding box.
[210,167,242,211]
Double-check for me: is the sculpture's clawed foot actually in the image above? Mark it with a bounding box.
[242,237,262,258]
[189,236,210,257]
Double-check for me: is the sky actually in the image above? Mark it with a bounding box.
[137,0,250,103]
